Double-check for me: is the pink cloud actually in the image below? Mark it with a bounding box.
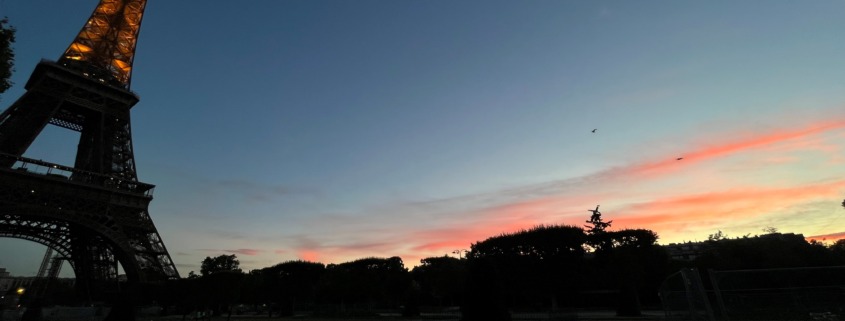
[196,248,262,257]
[613,180,845,233]
[411,240,471,253]
[298,250,320,262]
[400,118,845,252]
[807,231,845,242]
[282,116,845,266]
[612,119,845,179]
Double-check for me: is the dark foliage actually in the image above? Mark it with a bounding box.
[469,224,587,260]
[258,260,325,316]
[695,233,840,270]
[0,17,14,96]
[585,205,612,236]
[146,223,845,320]
[468,225,587,311]
[411,256,467,307]
[200,254,242,276]
[316,256,410,313]
[600,229,667,316]
[203,271,245,317]
[830,239,845,260]
[461,257,511,321]
[673,234,845,320]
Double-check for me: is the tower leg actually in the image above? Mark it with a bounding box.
[74,111,104,173]
[0,91,65,165]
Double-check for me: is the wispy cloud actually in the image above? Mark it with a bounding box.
[176,263,198,270]
[241,114,845,268]
[297,250,320,263]
[216,179,317,202]
[198,248,262,256]
[808,231,845,242]
[603,119,845,180]
[208,230,247,240]
[613,180,845,234]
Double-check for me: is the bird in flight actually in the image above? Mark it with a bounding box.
[676,157,684,161]
[592,129,597,133]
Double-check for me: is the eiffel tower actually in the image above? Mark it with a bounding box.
[0,0,179,297]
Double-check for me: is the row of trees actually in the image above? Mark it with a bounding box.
[4,203,840,321]
[136,206,845,321]
[152,256,414,319]
[142,208,672,320]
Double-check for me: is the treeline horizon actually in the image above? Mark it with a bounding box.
[186,219,839,278]
[18,210,845,321]
[149,209,845,320]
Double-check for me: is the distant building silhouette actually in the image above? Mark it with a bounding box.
[0,267,77,307]
[662,233,806,261]
[663,242,710,261]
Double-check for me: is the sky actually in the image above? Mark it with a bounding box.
[1,0,844,277]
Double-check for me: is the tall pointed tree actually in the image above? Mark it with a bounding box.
[585,205,612,234]
[585,205,613,251]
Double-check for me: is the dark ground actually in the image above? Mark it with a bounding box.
[146,310,665,321]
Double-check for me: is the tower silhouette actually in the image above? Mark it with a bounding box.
[0,0,179,296]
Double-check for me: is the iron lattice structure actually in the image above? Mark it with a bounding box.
[0,0,179,293]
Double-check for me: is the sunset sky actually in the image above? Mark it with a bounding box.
[1,0,844,276]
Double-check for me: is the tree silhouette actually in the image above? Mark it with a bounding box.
[585,205,612,234]
[581,206,667,316]
[238,270,268,316]
[204,271,244,319]
[201,254,243,276]
[707,230,728,241]
[468,225,586,313]
[461,257,511,321]
[412,256,466,307]
[696,233,839,270]
[317,256,410,315]
[585,205,613,251]
[0,18,14,96]
[603,229,666,316]
[260,260,324,316]
[162,277,203,320]
[830,239,845,262]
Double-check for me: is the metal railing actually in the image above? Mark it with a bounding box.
[0,152,154,197]
[660,266,845,321]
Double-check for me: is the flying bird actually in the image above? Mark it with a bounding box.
[676,157,683,161]
[591,129,597,133]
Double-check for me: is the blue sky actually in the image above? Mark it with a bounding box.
[1,0,844,276]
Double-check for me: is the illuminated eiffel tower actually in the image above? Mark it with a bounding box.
[0,0,179,297]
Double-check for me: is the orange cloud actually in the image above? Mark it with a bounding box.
[278,116,845,267]
[625,180,844,216]
[198,248,262,256]
[807,231,845,242]
[611,180,845,240]
[614,119,845,179]
[298,250,320,262]
[411,239,473,253]
[392,119,845,252]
